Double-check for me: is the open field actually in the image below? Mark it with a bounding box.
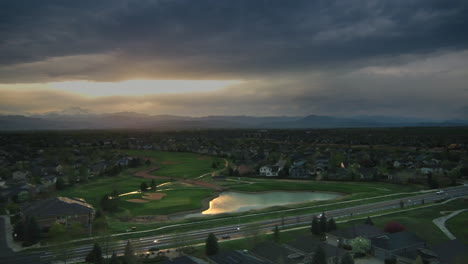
[126,150,225,179]
[446,210,468,244]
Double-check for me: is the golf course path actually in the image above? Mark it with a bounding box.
[432,209,468,240]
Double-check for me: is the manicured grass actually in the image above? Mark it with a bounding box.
[230,178,421,196]
[57,167,167,209]
[119,188,215,216]
[446,210,468,245]
[343,199,468,245]
[126,150,225,179]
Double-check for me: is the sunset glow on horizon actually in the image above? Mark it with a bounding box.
[48,80,242,97]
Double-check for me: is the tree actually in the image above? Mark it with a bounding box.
[327,218,337,232]
[311,216,320,235]
[25,216,41,245]
[319,213,327,234]
[414,255,423,264]
[273,225,280,243]
[384,221,406,233]
[350,237,371,254]
[312,245,327,264]
[140,182,148,192]
[56,178,66,190]
[365,216,374,226]
[150,179,156,191]
[85,243,103,264]
[124,240,136,264]
[109,252,120,264]
[205,233,219,256]
[49,222,66,242]
[340,252,355,264]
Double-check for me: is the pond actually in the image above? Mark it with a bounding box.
[177,190,342,219]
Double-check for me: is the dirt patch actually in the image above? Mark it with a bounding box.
[142,193,167,200]
[127,199,149,203]
[132,215,169,222]
[196,156,211,160]
[161,161,181,164]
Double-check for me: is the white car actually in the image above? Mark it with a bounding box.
[436,190,445,194]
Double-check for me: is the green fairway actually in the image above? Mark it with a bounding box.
[230,178,421,196]
[119,188,215,216]
[126,150,225,178]
[343,199,468,245]
[57,169,167,209]
[446,210,468,245]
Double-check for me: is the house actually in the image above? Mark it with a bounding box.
[287,235,346,264]
[252,241,304,264]
[326,224,385,247]
[21,197,95,230]
[371,231,426,262]
[12,171,30,182]
[432,239,468,264]
[208,250,271,264]
[0,184,37,203]
[289,160,311,179]
[162,256,208,264]
[259,165,282,177]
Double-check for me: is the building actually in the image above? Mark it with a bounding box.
[371,231,426,262]
[259,165,281,177]
[326,224,385,246]
[21,197,95,230]
[208,250,270,264]
[289,160,311,179]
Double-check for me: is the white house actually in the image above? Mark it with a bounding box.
[259,165,281,177]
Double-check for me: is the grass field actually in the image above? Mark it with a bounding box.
[230,178,421,197]
[126,150,225,178]
[343,199,468,245]
[446,210,468,245]
[57,168,167,209]
[119,188,215,216]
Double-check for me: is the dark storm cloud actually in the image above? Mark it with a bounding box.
[1,0,467,81]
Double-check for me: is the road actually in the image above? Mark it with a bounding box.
[9,185,468,263]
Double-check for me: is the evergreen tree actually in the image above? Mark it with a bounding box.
[109,252,120,264]
[85,243,103,264]
[140,182,148,192]
[25,216,41,245]
[365,216,374,226]
[319,213,327,234]
[273,225,280,242]
[150,179,156,191]
[328,218,337,231]
[414,255,423,264]
[340,252,355,264]
[205,233,219,256]
[124,240,136,264]
[311,216,320,235]
[312,245,327,264]
[55,178,66,190]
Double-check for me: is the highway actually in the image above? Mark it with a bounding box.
[12,186,468,263]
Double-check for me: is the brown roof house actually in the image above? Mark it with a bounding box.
[21,197,95,230]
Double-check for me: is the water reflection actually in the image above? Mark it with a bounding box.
[184,191,341,218]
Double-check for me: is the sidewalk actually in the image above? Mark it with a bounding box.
[0,215,23,252]
[432,209,468,240]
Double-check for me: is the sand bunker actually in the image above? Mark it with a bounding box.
[142,193,167,200]
[127,199,149,203]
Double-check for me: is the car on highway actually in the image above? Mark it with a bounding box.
[436,190,445,194]
[222,235,231,239]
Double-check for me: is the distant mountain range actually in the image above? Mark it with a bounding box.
[0,107,467,131]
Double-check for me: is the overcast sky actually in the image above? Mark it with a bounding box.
[1,0,467,119]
